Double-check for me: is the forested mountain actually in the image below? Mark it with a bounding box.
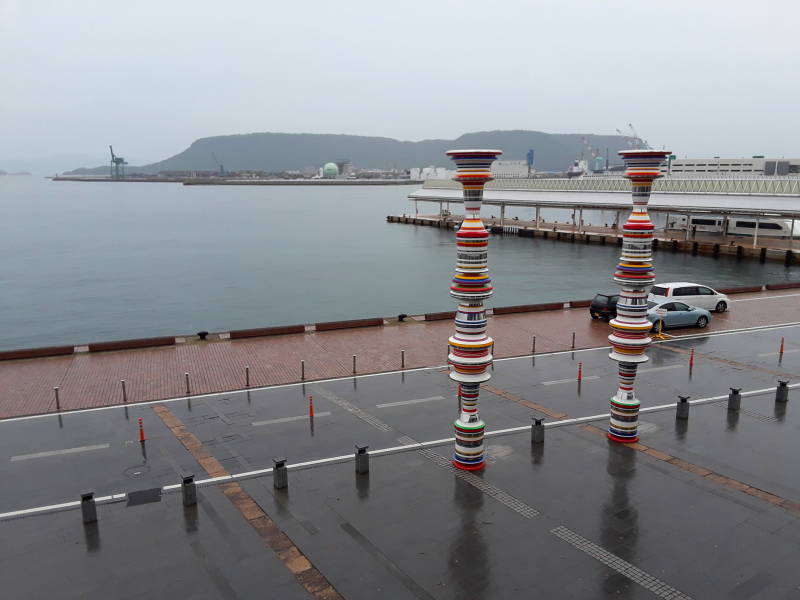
[66,130,632,175]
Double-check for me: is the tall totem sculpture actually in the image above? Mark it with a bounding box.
[607,149,671,443]
[446,149,502,470]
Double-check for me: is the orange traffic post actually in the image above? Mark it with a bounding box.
[577,362,583,381]
[689,348,695,369]
[779,336,785,355]
[309,394,314,417]
[138,417,145,442]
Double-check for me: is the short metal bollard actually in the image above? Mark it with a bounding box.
[181,473,197,506]
[401,349,405,369]
[728,388,741,412]
[245,366,250,388]
[676,395,690,420]
[81,491,97,524]
[273,457,288,490]
[532,335,536,354]
[54,386,61,411]
[121,379,127,403]
[352,355,357,374]
[301,360,305,380]
[776,380,789,403]
[531,417,545,444]
[355,444,369,474]
[184,372,191,396]
[571,332,576,349]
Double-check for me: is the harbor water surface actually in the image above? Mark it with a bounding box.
[2,177,798,349]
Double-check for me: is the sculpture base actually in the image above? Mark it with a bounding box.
[452,459,485,471]
[453,418,485,471]
[607,432,639,444]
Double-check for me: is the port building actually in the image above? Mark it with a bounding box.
[664,157,800,176]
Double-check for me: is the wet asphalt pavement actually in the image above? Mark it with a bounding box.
[1,324,799,599]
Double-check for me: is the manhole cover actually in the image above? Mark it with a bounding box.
[637,422,659,434]
[485,445,514,462]
[124,465,151,479]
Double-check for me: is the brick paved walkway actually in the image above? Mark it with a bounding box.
[1,290,798,419]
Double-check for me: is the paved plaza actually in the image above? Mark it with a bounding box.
[1,289,799,419]
[1,323,799,598]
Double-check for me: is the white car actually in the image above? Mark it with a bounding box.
[647,282,730,313]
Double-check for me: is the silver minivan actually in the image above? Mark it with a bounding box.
[647,282,730,313]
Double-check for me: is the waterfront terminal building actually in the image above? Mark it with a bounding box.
[664,157,800,176]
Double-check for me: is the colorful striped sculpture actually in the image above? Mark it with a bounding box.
[446,149,502,470]
[608,149,671,443]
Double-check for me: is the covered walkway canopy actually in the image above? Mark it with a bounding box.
[408,187,800,246]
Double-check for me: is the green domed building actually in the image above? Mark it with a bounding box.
[322,162,339,178]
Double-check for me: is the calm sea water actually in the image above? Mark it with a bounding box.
[1,177,797,350]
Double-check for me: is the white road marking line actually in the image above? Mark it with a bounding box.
[758,349,800,357]
[5,382,799,521]
[663,320,800,341]
[732,292,800,302]
[551,526,693,599]
[542,375,599,386]
[375,396,445,408]
[0,493,126,520]
[638,364,685,374]
[10,443,110,462]
[252,412,331,426]
[3,321,799,424]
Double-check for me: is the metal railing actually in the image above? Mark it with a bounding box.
[422,177,800,196]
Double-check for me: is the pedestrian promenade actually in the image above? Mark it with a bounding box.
[1,289,798,419]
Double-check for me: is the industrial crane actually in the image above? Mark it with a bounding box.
[627,123,651,149]
[109,145,128,178]
[615,125,650,150]
[581,136,600,159]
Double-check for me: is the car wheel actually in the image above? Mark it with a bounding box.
[696,316,708,328]
[591,313,599,320]
[715,301,727,313]
[651,320,665,332]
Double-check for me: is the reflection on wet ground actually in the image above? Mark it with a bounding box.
[1,324,800,598]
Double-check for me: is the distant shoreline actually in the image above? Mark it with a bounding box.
[51,176,422,186]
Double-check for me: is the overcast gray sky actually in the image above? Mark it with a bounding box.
[2,0,798,168]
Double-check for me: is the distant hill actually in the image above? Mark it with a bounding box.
[66,130,633,175]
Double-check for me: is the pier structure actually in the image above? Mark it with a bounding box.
[445,149,502,470]
[408,183,800,250]
[607,150,671,443]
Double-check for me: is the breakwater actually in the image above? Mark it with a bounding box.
[52,176,422,186]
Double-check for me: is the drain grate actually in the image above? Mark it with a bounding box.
[740,408,779,423]
[551,525,693,599]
